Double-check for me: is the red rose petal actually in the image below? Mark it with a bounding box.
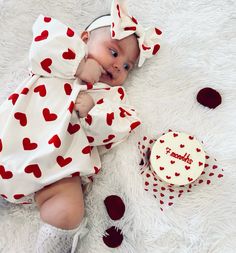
[104,195,125,220]
[196,87,222,109]
[103,226,123,248]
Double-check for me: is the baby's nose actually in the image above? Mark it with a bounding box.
[113,63,121,72]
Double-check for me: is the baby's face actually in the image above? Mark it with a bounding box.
[81,27,140,86]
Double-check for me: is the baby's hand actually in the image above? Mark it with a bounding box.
[74,92,95,118]
[75,58,105,84]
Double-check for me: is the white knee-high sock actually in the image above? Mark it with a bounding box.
[36,218,88,253]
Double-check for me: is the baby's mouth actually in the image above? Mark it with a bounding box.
[105,70,113,80]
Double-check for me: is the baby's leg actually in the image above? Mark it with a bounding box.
[35,176,88,253]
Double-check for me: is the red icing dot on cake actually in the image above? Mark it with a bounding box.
[196,87,222,109]
[103,226,123,248]
[104,195,125,220]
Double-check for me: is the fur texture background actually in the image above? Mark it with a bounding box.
[0,0,235,252]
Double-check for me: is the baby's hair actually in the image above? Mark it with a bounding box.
[85,14,111,31]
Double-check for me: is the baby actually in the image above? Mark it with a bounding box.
[0,0,161,252]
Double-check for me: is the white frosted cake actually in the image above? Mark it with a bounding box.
[150,132,205,186]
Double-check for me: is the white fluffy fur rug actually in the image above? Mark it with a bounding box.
[0,0,235,252]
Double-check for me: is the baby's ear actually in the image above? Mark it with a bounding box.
[80,31,90,43]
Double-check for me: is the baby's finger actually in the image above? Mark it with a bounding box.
[100,66,106,74]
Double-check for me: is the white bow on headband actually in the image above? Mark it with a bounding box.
[111,0,162,67]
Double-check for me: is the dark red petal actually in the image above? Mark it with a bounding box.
[196,87,222,109]
[104,195,125,220]
[103,226,123,248]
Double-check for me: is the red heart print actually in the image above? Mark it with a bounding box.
[105,143,113,149]
[94,166,100,174]
[189,136,194,140]
[170,160,175,164]
[14,112,27,126]
[116,4,121,18]
[160,167,165,170]
[86,82,94,89]
[57,156,72,167]
[85,114,92,125]
[34,30,49,42]
[196,148,201,152]
[41,58,52,73]
[21,87,29,95]
[118,87,125,100]
[62,48,76,60]
[68,101,74,113]
[199,161,203,166]
[156,155,160,159]
[67,28,74,37]
[97,98,104,104]
[106,112,114,126]
[160,200,164,205]
[0,165,13,179]
[119,107,131,118]
[24,164,42,178]
[173,133,178,137]
[0,139,2,152]
[185,165,190,170]
[180,144,185,148]
[209,172,214,176]
[67,123,80,134]
[130,121,141,131]
[13,194,25,199]
[64,83,72,95]
[169,196,174,199]
[8,93,19,105]
[142,44,151,51]
[155,28,162,35]
[152,44,160,55]
[212,165,218,169]
[23,138,38,150]
[131,16,138,24]
[43,108,57,121]
[166,176,171,179]
[82,146,91,154]
[87,136,94,143]
[160,140,164,143]
[188,177,193,182]
[207,180,211,185]
[204,163,209,168]
[103,134,115,143]
[112,30,115,37]
[160,193,165,197]
[48,134,61,148]
[44,17,51,22]
[168,202,173,206]
[34,84,46,97]
[218,174,223,178]
[175,172,180,176]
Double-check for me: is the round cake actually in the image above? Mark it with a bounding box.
[150,131,205,185]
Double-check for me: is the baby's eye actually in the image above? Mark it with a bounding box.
[124,63,130,71]
[110,49,118,57]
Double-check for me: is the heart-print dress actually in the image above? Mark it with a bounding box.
[0,15,141,203]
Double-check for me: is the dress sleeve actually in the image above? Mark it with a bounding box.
[80,87,141,153]
[28,14,87,79]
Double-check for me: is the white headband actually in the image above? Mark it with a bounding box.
[86,15,112,32]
